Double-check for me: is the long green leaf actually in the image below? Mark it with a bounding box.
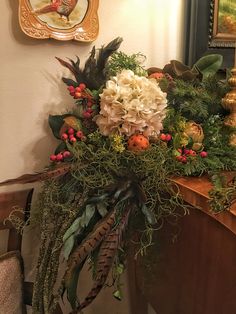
[63,205,96,260]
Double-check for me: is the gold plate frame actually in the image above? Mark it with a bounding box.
[210,0,236,48]
[19,0,99,41]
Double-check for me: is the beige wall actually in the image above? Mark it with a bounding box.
[0,0,186,313]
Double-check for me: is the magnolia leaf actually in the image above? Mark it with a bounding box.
[97,203,108,217]
[193,54,223,78]
[48,114,71,139]
[141,204,157,225]
[64,116,82,131]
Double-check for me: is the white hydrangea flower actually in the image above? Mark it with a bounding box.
[95,69,167,138]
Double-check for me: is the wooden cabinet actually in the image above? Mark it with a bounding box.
[128,175,236,314]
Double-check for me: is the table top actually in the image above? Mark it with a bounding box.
[171,173,236,235]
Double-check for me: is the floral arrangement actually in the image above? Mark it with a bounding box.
[1,38,236,314]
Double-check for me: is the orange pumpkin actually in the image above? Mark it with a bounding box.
[127,134,150,152]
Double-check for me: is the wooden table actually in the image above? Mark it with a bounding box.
[128,175,236,314]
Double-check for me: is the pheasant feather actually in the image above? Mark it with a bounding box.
[0,163,71,186]
[56,37,123,90]
[63,209,116,291]
[72,207,131,313]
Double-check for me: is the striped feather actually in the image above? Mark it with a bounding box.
[63,210,116,290]
[0,163,71,186]
[73,207,132,313]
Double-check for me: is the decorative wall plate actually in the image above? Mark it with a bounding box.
[19,0,99,42]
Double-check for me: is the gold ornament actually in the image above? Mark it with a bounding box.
[222,68,236,146]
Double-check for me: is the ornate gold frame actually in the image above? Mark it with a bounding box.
[210,0,236,48]
[19,0,99,41]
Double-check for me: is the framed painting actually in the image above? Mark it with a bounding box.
[210,0,236,47]
[18,0,99,41]
[184,0,235,68]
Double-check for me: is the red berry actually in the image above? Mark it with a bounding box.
[177,148,183,154]
[87,108,93,114]
[83,111,91,119]
[56,153,63,161]
[75,87,82,93]
[149,72,165,79]
[61,133,68,141]
[181,156,187,164]
[165,134,172,142]
[87,101,93,108]
[76,130,83,138]
[50,154,57,161]
[70,137,77,143]
[189,149,197,156]
[68,128,74,135]
[176,155,183,162]
[160,133,166,141]
[63,151,71,158]
[74,92,81,99]
[79,83,86,90]
[68,86,75,92]
[183,149,190,155]
[200,151,208,158]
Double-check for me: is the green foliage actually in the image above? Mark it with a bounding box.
[167,75,228,123]
[209,173,236,212]
[106,51,147,77]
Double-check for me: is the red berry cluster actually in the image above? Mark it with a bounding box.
[160,133,172,142]
[67,83,95,119]
[50,150,71,163]
[68,83,86,98]
[61,128,86,144]
[176,148,208,164]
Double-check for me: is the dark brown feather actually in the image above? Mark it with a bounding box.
[0,163,71,186]
[55,57,78,77]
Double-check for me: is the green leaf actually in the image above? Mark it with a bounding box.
[48,114,70,139]
[64,235,75,261]
[63,205,96,259]
[63,217,82,243]
[113,289,122,301]
[55,142,67,154]
[83,204,96,227]
[97,203,108,217]
[193,54,223,79]
[141,205,157,225]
